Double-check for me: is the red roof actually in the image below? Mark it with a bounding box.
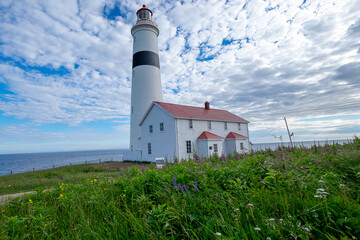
[197,131,223,140]
[155,102,249,123]
[226,132,247,139]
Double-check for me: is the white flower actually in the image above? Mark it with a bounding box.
[266,237,271,240]
[247,203,254,208]
[254,227,261,231]
[339,184,346,187]
[234,208,239,211]
[318,180,325,183]
[268,218,275,222]
[215,232,222,236]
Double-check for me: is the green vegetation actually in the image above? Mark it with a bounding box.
[1,138,360,239]
[0,164,123,195]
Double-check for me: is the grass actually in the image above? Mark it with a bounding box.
[0,163,151,195]
[1,138,360,239]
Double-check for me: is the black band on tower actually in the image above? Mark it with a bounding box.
[132,51,160,69]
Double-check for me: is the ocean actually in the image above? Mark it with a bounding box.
[0,139,353,176]
[0,149,124,176]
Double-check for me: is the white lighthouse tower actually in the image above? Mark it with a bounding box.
[129,5,163,151]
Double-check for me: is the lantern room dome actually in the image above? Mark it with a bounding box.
[136,4,153,20]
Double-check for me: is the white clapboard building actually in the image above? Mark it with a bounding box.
[136,101,250,162]
[123,5,251,162]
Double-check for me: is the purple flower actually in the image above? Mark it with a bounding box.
[178,183,182,191]
[194,182,198,191]
[173,177,176,187]
[263,161,266,166]
[183,185,190,194]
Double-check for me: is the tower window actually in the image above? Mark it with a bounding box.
[186,140,192,153]
[224,122,227,130]
[160,122,164,131]
[214,144,218,153]
[149,125,153,133]
[148,143,152,154]
[208,121,212,130]
[189,119,193,129]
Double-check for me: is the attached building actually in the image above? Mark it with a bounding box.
[135,101,250,162]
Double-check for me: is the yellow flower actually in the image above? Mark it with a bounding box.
[42,190,45,193]
[29,199,33,204]
[123,194,125,197]
[6,195,10,198]
[61,183,65,185]
[90,180,93,183]
[59,194,64,198]
[1,203,4,205]
[8,185,11,187]
[93,179,97,182]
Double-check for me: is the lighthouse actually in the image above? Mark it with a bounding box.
[129,5,163,151]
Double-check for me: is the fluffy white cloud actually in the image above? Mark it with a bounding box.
[0,0,359,149]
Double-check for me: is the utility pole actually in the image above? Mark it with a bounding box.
[284,117,294,149]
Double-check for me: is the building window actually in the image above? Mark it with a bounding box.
[148,143,152,154]
[214,144,218,153]
[160,122,164,131]
[208,121,212,130]
[240,143,244,150]
[224,122,227,130]
[189,119,193,128]
[131,145,133,151]
[186,140,192,153]
[238,123,241,130]
[149,125,153,133]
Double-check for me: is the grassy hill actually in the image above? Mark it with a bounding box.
[1,138,359,239]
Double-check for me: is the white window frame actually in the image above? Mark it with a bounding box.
[214,144,218,153]
[148,143,152,154]
[160,122,164,132]
[186,140,192,153]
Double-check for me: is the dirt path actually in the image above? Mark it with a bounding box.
[0,191,36,204]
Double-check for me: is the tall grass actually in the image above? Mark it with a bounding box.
[1,138,360,239]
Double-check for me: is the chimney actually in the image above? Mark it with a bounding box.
[204,101,210,110]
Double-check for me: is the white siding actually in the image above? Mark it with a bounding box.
[176,119,250,160]
[140,104,176,162]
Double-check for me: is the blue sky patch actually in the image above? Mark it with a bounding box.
[298,114,360,122]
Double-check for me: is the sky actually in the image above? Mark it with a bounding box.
[0,0,359,154]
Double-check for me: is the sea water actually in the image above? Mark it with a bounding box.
[0,149,124,176]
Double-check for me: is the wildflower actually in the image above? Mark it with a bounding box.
[194,182,198,191]
[266,237,271,240]
[268,218,275,222]
[215,232,222,236]
[59,194,64,198]
[29,199,33,204]
[178,183,182,191]
[6,195,10,198]
[1,203,4,205]
[1,210,4,212]
[173,177,176,186]
[235,218,239,221]
[318,180,325,184]
[254,227,261,231]
[315,188,328,198]
[263,161,266,166]
[42,190,45,193]
[123,194,125,197]
[247,203,254,208]
[93,179,97,182]
[339,184,345,188]
[182,185,190,194]
[234,208,239,211]
[8,185,11,187]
